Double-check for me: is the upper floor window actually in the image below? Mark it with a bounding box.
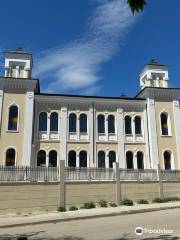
[50,112,58,132]
[108,115,115,133]
[80,114,87,133]
[161,112,169,135]
[5,148,16,167]
[39,112,47,132]
[125,116,132,134]
[8,105,18,131]
[98,115,105,134]
[69,113,77,133]
[135,116,142,134]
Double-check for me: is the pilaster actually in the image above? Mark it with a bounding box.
[22,91,34,166]
[117,108,125,168]
[147,98,159,169]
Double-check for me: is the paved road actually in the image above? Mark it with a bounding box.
[0,208,180,240]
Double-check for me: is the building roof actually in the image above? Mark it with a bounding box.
[4,47,32,56]
[147,59,167,67]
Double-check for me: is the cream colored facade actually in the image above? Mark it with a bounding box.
[0,50,180,170]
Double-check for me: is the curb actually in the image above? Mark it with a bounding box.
[1,205,180,229]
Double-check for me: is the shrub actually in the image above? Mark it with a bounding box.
[69,206,78,211]
[137,199,149,204]
[57,207,67,212]
[121,198,133,206]
[99,200,108,208]
[109,202,117,207]
[83,202,96,209]
[163,197,180,202]
[152,197,164,203]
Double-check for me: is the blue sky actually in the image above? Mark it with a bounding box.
[0,0,180,97]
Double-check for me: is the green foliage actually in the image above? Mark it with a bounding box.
[137,199,149,204]
[57,206,67,212]
[83,202,96,209]
[127,0,147,14]
[152,197,180,203]
[109,202,117,207]
[121,198,134,206]
[99,200,108,208]
[69,206,78,211]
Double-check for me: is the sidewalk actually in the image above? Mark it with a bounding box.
[1,202,180,228]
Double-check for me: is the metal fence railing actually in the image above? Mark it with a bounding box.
[161,170,180,181]
[0,166,59,182]
[65,167,116,181]
[119,169,158,181]
[0,165,180,182]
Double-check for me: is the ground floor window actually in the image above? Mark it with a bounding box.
[79,150,87,167]
[37,150,46,167]
[164,151,171,170]
[126,151,134,169]
[109,151,116,168]
[68,150,76,167]
[49,150,57,167]
[137,151,144,169]
[98,151,105,168]
[5,148,15,166]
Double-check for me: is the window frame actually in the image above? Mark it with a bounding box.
[50,112,59,132]
[160,111,172,136]
[7,104,19,132]
[38,112,48,132]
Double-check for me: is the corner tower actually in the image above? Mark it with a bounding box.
[0,48,39,167]
[4,47,33,79]
[139,59,169,89]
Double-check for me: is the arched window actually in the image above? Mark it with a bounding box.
[49,150,57,167]
[79,150,87,167]
[80,114,87,133]
[69,113,77,133]
[98,115,105,134]
[125,116,132,134]
[161,112,169,135]
[39,112,47,131]
[68,150,76,167]
[109,151,116,168]
[8,105,18,131]
[108,115,115,133]
[50,112,58,132]
[5,148,15,166]
[137,151,144,169]
[135,116,142,134]
[98,151,105,168]
[37,150,46,167]
[164,151,171,170]
[126,151,134,169]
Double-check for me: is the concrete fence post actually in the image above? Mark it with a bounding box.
[113,162,121,205]
[59,160,65,208]
[157,163,164,199]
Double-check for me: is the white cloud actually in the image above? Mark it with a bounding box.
[34,0,138,94]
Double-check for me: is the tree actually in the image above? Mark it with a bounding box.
[127,0,147,13]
